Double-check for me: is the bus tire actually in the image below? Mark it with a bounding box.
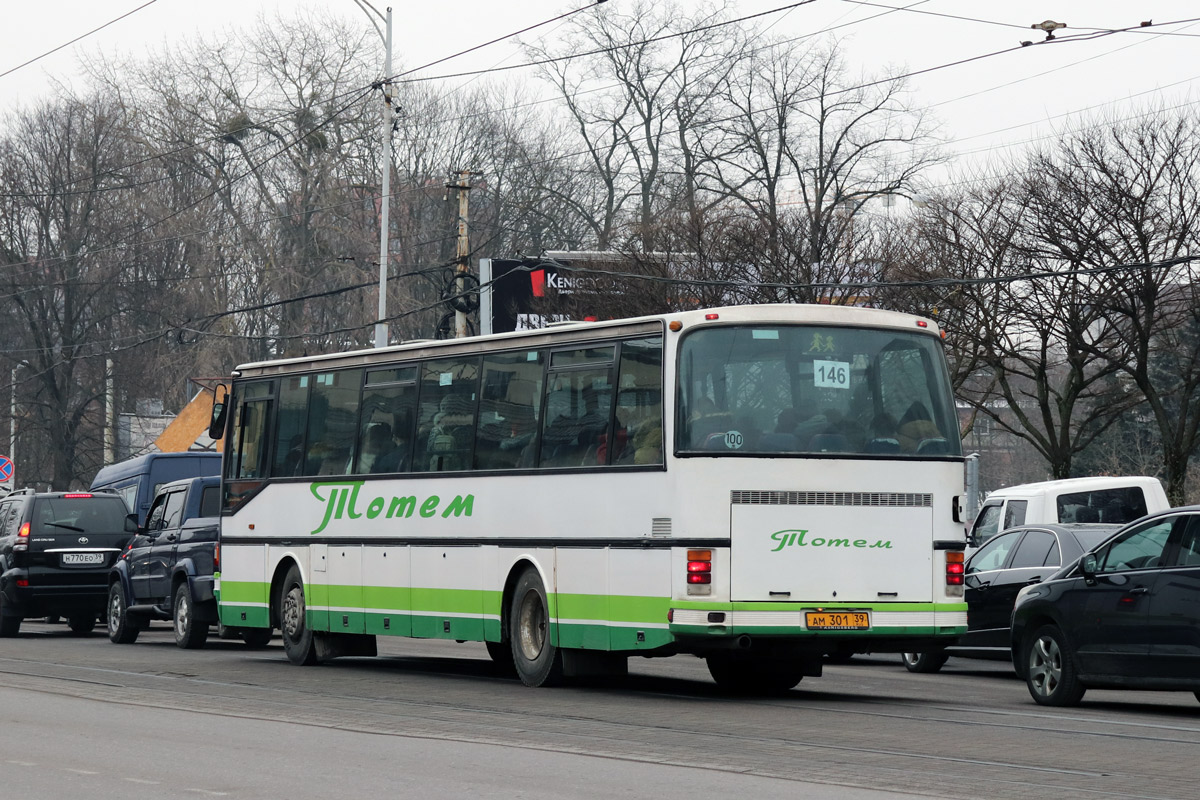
[241,627,273,648]
[280,564,318,666]
[901,651,948,673]
[509,567,562,687]
[707,654,803,693]
[107,582,138,644]
[173,583,208,649]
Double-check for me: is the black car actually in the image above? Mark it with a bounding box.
[0,490,136,635]
[1011,508,1200,706]
[902,523,1118,672]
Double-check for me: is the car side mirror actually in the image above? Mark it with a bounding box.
[1080,553,1098,585]
[125,513,139,533]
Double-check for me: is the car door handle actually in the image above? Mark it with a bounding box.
[1026,577,1042,585]
[1129,587,1149,594]
[165,533,177,542]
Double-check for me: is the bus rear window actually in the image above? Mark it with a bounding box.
[677,325,960,457]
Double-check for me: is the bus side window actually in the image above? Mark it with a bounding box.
[539,347,614,469]
[475,350,544,471]
[412,357,480,473]
[302,370,362,476]
[611,337,663,466]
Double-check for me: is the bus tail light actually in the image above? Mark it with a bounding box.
[14,521,30,552]
[214,544,220,570]
[946,551,965,596]
[687,550,712,595]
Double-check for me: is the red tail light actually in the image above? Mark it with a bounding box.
[687,550,712,587]
[214,544,220,569]
[14,521,30,551]
[63,493,93,498]
[946,551,965,593]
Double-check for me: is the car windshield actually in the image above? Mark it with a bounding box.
[677,324,961,456]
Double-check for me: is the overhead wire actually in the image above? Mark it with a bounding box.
[0,0,159,81]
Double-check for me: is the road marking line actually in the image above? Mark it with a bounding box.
[125,778,160,785]
[65,768,99,775]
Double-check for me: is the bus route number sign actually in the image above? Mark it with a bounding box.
[813,360,850,390]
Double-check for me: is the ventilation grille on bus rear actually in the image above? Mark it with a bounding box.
[731,491,932,507]
[651,518,672,536]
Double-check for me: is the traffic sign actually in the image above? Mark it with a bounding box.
[0,455,12,494]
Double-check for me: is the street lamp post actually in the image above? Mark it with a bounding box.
[353,1,395,348]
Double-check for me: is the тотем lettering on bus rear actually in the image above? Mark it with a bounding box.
[770,529,892,552]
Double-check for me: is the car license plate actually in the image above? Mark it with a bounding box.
[62,553,104,566]
[805,611,869,630]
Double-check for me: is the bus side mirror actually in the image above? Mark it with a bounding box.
[209,385,229,440]
[1080,553,1098,585]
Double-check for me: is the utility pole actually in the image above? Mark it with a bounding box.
[448,170,480,338]
[374,6,394,348]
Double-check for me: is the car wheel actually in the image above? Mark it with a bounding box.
[68,614,96,634]
[173,583,209,649]
[0,591,20,637]
[509,567,562,687]
[1024,624,1085,707]
[106,582,138,644]
[241,627,273,648]
[901,651,948,673]
[280,564,318,665]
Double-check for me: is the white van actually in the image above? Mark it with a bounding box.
[967,476,1170,549]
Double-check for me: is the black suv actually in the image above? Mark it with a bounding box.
[0,490,136,635]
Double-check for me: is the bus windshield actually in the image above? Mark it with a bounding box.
[677,324,961,457]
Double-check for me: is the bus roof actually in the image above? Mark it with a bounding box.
[231,303,941,378]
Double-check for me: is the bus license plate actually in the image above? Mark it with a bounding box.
[805,611,869,630]
[62,553,103,566]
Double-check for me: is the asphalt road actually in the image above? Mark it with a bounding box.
[2,621,1199,799]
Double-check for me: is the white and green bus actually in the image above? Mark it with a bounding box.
[214,303,968,690]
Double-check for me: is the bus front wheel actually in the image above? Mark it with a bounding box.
[707,653,803,693]
[509,567,562,687]
[280,564,318,666]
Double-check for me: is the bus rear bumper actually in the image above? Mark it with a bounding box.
[667,606,967,649]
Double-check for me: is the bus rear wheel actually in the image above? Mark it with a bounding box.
[509,567,562,687]
[280,564,318,666]
[707,653,804,693]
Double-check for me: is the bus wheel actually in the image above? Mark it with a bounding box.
[901,651,948,673]
[707,654,803,693]
[486,640,516,675]
[509,567,562,687]
[280,565,318,666]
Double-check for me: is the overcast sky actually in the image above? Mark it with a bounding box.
[1,0,1197,183]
